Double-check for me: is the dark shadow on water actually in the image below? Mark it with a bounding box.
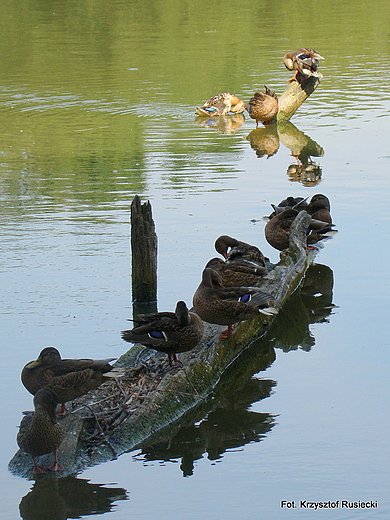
[136,263,335,475]
[19,476,128,520]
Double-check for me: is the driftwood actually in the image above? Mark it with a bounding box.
[131,195,157,306]
[9,211,322,478]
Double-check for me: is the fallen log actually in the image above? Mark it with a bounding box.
[9,211,321,478]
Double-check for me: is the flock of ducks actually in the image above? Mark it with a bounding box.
[196,48,324,126]
[16,192,334,475]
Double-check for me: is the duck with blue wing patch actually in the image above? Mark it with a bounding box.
[121,301,204,366]
[193,268,277,339]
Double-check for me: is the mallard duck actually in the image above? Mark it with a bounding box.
[246,86,278,127]
[121,301,204,366]
[205,258,265,287]
[215,235,268,272]
[17,388,64,474]
[283,48,324,82]
[265,208,333,251]
[307,193,332,224]
[268,196,308,218]
[193,268,277,338]
[196,93,245,116]
[22,347,123,415]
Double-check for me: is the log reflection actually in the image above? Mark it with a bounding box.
[136,262,335,475]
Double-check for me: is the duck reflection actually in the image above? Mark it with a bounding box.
[245,125,280,158]
[134,262,335,475]
[246,120,324,184]
[19,476,128,520]
[138,377,277,477]
[269,263,335,352]
[195,114,245,134]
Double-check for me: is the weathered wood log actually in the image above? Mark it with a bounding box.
[131,195,157,305]
[277,73,323,122]
[9,212,322,478]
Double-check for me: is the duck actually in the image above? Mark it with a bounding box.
[196,93,245,116]
[121,301,204,366]
[21,347,123,415]
[192,268,277,338]
[265,208,334,251]
[17,388,64,474]
[268,196,308,218]
[307,193,332,224]
[283,48,324,82]
[246,86,278,127]
[205,257,265,288]
[215,235,268,272]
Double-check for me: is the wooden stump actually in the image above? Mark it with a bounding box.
[130,195,157,306]
[277,73,323,122]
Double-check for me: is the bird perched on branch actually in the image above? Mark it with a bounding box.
[215,235,268,272]
[246,86,278,126]
[283,48,324,82]
[121,301,204,366]
[193,268,277,338]
[17,388,64,474]
[265,208,334,251]
[22,347,124,415]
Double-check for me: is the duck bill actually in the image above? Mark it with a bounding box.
[25,358,43,369]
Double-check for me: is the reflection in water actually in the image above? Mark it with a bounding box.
[138,378,276,477]
[135,262,335,475]
[195,114,245,134]
[286,163,322,186]
[19,476,128,520]
[246,121,324,185]
[269,264,335,352]
[246,126,280,158]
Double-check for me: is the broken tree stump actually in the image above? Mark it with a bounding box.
[131,195,157,306]
[277,73,323,122]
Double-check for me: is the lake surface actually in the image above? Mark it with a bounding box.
[1,0,389,518]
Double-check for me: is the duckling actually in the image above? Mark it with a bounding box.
[215,235,268,272]
[121,301,204,366]
[246,86,278,127]
[17,388,64,474]
[22,347,123,415]
[307,193,332,224]
[283,48,324,82]
[265,208,333,251]
[193,268,277,338]
[196,93,245,116]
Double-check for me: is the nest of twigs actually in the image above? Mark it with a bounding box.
[70,356,179,448]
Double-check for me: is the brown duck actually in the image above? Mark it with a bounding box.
[265,208,333,251]
[215,235,268,273]
[196,93,245,116]
[193,268,277,338]
[121,301,204,366]
[22,347,123,415]
[205,257,265,288]
[307,193,332,224]
[246,86,278,127]
[283,48,324,82]
[17,388,64,474]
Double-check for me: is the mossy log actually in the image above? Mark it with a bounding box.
[9,211,319,479]
[277,73,323,122]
